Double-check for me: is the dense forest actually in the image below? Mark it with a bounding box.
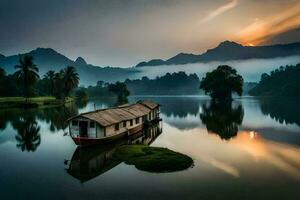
[84,81,130,103]
[249,63,300,96]
[124,72,201,95]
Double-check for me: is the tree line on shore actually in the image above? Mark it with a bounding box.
[0,55,79,101]
[249,63,300,97]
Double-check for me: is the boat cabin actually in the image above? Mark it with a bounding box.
[68,100,160,142]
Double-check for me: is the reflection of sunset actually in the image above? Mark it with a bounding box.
[154,124,300,180]
[231,131,300,180]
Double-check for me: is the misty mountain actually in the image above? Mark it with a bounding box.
[1,42,300,86]
[136,41,300,67]
[0,48,136,85]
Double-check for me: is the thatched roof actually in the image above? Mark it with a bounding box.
[68,100,159,127]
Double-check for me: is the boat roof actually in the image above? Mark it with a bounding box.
[68,100,159,127]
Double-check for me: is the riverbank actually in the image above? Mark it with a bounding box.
[0,96,74,109]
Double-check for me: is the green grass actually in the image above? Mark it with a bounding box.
[0,96,74,109]
[112,145,193,173]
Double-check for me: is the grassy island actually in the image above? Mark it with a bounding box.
[112,145,193,173]
[0,96,74,109]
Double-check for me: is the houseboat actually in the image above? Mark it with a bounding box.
[68,100,160,146]
[66,122,162,182]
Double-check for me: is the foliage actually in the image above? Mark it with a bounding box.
[125,71,201,95]
[85,83,112,98]
[112,145,193,172]
[108,82,130,102]
[1,55,80,102]
[62,66,80,98]
[14,55,40,98]
[75,88,88,101]
[249,63,300,96]
[200,101,244,140]
[200,65,243,101]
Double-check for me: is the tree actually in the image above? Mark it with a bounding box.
[14,55,39,99]
[44,70,56,95]
[200,65,243,101]
[53,71,64,99]
[96,80,104,87]
[0,67,5,96]
[108,82,130,103]
[75,88,88,101]
[62,66,79,100]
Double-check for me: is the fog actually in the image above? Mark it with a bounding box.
[131,56,300,82]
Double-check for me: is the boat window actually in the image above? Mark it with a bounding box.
[130,119,133,126]
[72,120,78,126]
[115,123,119,131]
[90,122,95,128]
[136,117,140,124]
[123,121,126,127]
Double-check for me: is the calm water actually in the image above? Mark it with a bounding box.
[0,96,300,200]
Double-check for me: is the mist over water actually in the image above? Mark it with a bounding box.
[132,56,300,82]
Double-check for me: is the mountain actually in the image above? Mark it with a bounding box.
[75,57,87,65]
[136,41,300,67]
[0,48,136,85]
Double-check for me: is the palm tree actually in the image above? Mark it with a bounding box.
[14,55,39,100]
[44,70,55,96]
[62,66,79,100]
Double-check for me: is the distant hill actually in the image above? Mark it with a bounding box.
[136,41,300,67]
[249,63,300,97]
[1,41,300,85]
[0,48,136,85]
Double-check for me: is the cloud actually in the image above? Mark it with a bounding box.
[236,1,300,45]
[200,0,238,24]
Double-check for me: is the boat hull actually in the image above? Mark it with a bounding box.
[71,123,145,147]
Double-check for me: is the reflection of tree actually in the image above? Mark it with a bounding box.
[259,98,300,126]
[38,104,78,132]
[14,117,41,152]
[200,101,244,140]
[75,98,88,109]
[116,97,128,106]
[152,97,200,118]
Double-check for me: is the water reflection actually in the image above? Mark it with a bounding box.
[0,104,79,150]
[65,122,162,183]
[258,98,300,126]
[157,97,200,118]
[13,117,41,152]
[39,105,78,132]
[200,101,244,140]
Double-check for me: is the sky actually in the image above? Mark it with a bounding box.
[1,0,300,67]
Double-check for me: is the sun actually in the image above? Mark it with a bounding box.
[246,43,255,47]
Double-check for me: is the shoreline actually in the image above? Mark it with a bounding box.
[0,97,74,109]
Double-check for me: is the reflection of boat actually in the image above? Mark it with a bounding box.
[65,122,162,182]
[67,100,161,146]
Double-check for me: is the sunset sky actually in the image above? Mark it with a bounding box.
[1,0,300,67]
